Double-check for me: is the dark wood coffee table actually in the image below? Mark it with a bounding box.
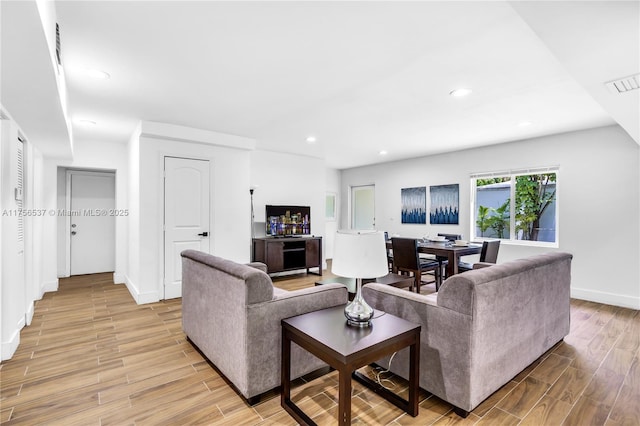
[281,305,420,425]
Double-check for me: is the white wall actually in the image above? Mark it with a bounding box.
[325,168,341,259]
[0,120,3,360]
[250,150,327,266]
[340,125,640,309]
[126,124,141,301]
[127,123,254,304]
[24,141,44,326]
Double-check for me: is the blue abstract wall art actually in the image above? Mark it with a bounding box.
[401,186,426,224]
[430,184,459,225]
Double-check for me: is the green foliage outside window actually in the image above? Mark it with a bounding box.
[514,173,556,241]
[475,172,556,242]
[488,199,510,239]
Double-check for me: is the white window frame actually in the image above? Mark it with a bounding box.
[470,166,559,248]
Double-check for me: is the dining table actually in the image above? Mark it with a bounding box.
[387,239,483,278]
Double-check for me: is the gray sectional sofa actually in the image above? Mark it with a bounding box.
[362,251,573,417]
[181,249,348,403]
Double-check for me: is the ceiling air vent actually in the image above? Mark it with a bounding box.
[605,74,639,94]
[56,23,62,66]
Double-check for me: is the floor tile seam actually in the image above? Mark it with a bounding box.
[569,369,611,419]
[3,365,105,397]
[3,381,103,422]
[475,379,520,419]
[350,392,392,421]
[603,377,631,424]
[29,338,101,354]
[97,390,132,408]
[603,348,640,380]
[2,407,15,423]
[528,356,572,387]
[514,389,574,425]
[489,406,519,422]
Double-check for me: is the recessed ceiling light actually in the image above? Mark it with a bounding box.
[306,136,317,143]
[379,150,388,155]
[518,121,533,127]
[74,118,97,126]
[449,88,472,97]
[83,68,110,80]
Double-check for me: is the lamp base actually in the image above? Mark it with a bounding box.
[344,278,374,327]
[346,317,372,328]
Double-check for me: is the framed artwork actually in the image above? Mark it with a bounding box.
[401,186,426,224]
[430,184,459,224]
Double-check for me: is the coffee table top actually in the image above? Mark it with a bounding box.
[282,305,420,363]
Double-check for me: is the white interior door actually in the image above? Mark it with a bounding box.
[69,171,116,275]
[351,185,375,230]
[164,157,210,299]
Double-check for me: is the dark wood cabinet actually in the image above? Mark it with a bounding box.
[252,237,322,276]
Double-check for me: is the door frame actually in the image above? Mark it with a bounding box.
[349,184,376,230]
[64,169,116,277]
[160,154,212,300]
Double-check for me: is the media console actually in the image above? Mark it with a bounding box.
[252,237,322,276]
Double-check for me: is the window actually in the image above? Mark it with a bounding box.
[471,167,558,245]
[325,193,336,221]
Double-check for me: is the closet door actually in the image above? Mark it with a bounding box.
[163,157,210,299]
[0,121,26,361]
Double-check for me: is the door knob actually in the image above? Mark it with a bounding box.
[198,232,209,237]
[71,231,77,235]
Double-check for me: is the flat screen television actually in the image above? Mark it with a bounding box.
[265,205,310,237]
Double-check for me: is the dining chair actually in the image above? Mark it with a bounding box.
[437,233,462,242]
[458,240,501,272]
[384,231,394,272]
[436,233,462,280]
[391,237,441,293]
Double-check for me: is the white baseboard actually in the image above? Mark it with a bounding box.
[41,279,58,298]
[1,316,24,361]
[122,274,160,305]
[137,290,161,305]
[571,287,640,310]
[113,272,126,284]
[123,274,139,303]
[25,302,34,326]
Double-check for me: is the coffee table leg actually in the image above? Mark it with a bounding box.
[281,329,291,408]
[338,368,351,426]
[408,340,420,416]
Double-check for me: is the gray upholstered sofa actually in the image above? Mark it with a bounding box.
[181,249,348,403]
[362,251,573,417]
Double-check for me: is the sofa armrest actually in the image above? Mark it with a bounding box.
[473,262,494,269]
[244,283,348,392]
[246,262,268,273]
[362,282,472,349]
[271,283,347,302]
[249,283,348,318]
[362,283,437,312]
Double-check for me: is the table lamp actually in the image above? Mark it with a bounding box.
[332,230,389,327]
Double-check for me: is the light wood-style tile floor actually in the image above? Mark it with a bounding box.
[0,271,638,425]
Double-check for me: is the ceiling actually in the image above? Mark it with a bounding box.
[4,1,640,169]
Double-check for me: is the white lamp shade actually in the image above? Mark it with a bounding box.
[331,230,388,279]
